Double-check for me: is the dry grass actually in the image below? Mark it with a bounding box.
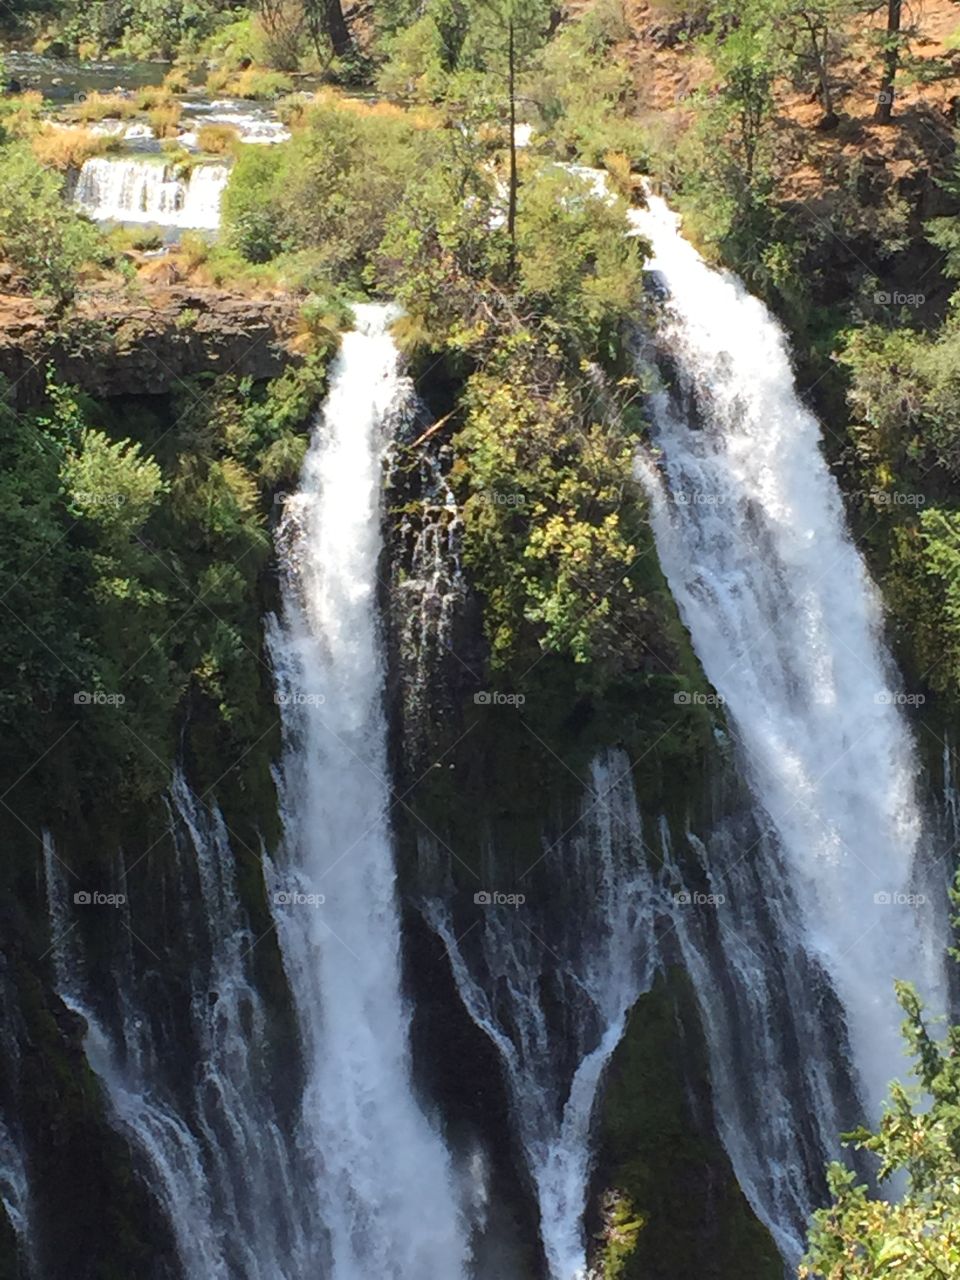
[31,125,118,171]
[136,85,176,111]
[163,68,192,94]
[196,123,241,155]
[307,87,441,131]
[148,102,183,139]
[603,150,643,202]
[67,93,139,123]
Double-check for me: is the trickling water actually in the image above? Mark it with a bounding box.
[42,783,311,1280]
[266,302,469,1280]
[428,752,661,1280]
[631,192,947,1243]
[0,1117,30,1252]
[658,812,853,1261]
[74,157,228,228]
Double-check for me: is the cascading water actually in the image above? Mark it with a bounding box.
[630,191,947,1246]
[266,302,470,1280]
[74,157,228,228]
[658,811,855,1261]
[42,781,312,1280]
[427,752,661,1280]
[0,1118,30,1261]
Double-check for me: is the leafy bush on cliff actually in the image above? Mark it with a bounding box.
[0,143,107,301]
[222,99,426,283]
[0,360,326,804]
[801,914,960,1277]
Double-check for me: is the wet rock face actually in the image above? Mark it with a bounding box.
[0,283,302,405]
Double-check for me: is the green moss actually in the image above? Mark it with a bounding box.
[595,970,781,1280]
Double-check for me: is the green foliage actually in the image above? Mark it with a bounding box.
[221,145,288,263]
[838,321,960,479]
[222,101,425,285]
[0,142,107,301]
[0,357,325,806]
[529,0,642,164]
[45,0,241,59]
[801,953,960,1278]
[61,428,166,539]
[455,336,659,673]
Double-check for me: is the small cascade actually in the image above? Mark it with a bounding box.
[0,1118,30,1256]
[658,814,855,1260]
[266,303,470,1280]
[42,781,311,1280]
[74,156,228,228]
[629,189,948,1254]
[427,752,661,1280]
[392,443,469,765]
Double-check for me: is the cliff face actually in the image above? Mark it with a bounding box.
[0,282,302,405]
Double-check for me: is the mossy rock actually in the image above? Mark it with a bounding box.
[593,968,782,1280]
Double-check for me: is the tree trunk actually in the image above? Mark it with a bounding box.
[507,17,517,269]
[874,0,901,124]
[806,20,837,127]
[325,0,353,59]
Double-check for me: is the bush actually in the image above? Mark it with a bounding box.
[222,100,424,282]
[196,123,240,155]
[31,125,117,171]
[67,93,138,123]
[231,67,296,99]
[148,102,182,138]
[0,143,108,301]
[221,145,289,262]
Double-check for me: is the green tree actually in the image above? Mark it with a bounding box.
[0,143,106,302]
[801,946,960,1277]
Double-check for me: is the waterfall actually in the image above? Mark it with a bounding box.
[659,813,853,1260]
[42,784,313,1280]
[428,752,661,1280]
[630,192,947,1248]
[266,302,469,1280]
[0,1117,30,1259]
[74,157,228,229]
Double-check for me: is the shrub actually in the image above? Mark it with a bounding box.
[231,68,295,99]
[67,93,138,123]
[148,102,182,138]
[221,145,289,262]
[31,125,117,171]
[0,143,108,301]
[196,123,240,155]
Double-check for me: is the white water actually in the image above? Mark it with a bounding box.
[267,303,469,1280]
[631,193,946,1141]
[42,788,313,1280]
[74,156,228,228]
[429,752,660,1280]
[181,104,291,147]
[0,1118,30,1250]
